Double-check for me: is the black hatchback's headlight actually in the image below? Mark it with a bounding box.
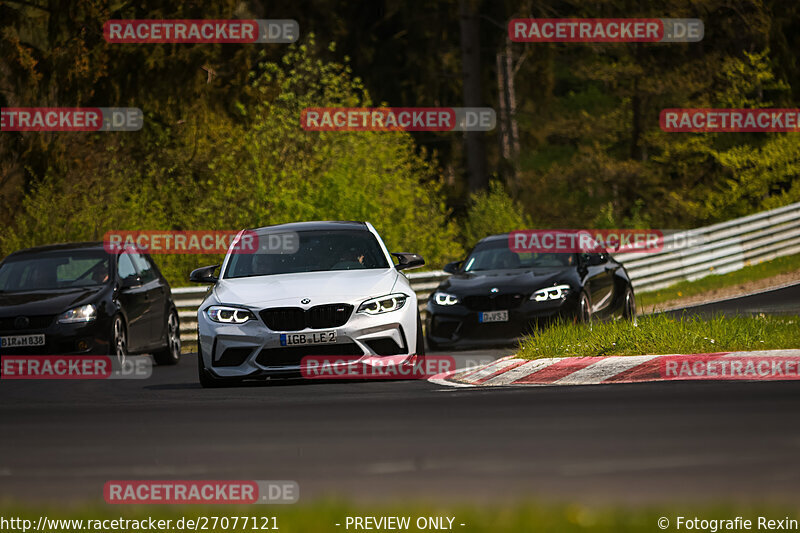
[57,304,97,323]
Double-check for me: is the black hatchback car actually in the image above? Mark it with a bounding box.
[0,242,180,364]
[426,233,636,349]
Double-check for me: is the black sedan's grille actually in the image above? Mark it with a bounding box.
[463,321,529,339]
[463,294,525,311]
[259,304,354,331]
[0,315,55,332]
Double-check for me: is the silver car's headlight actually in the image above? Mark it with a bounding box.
[206,305,256,324]
[357,294,408,315]
[432,291,459,306]
[531,284,571,301]
[57,304,97,323]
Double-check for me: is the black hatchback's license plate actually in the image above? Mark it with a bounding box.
[0,334,45,348]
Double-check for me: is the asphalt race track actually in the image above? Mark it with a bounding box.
[2,346,800,506]
[664,281,800,317]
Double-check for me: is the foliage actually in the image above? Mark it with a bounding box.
[2,0,800,270]
[0,38,463,285]
[461,181,532,250]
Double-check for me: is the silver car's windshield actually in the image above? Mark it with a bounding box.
[224,229,390,278]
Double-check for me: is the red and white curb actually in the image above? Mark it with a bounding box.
[429,350,800,387]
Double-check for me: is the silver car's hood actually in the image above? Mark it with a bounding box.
[213,268,400,307]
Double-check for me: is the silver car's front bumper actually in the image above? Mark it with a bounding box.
[198,303,417,378]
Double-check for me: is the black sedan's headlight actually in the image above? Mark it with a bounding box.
[206,305,256,324]
[432,291,459,306]
[530,284,571,301]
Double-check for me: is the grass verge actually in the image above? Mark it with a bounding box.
[637,253,800,311]
[518,314,800,359]
[1,501,798,533]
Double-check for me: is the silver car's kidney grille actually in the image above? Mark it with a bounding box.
[307,304,353,329]
[259,307,305,331]
[259,304,353,331]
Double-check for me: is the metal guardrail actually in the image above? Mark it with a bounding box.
[613,201,800,293]
[174,201,800,341]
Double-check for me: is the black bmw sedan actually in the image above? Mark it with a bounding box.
[426,233,636,349]
[0,242,181,364]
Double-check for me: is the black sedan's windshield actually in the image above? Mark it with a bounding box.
[0,251,110,291]
[225,229,390,278]
[463,241,575,271]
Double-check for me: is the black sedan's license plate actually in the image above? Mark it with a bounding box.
[280,331,337,346]
[479,310,509,323]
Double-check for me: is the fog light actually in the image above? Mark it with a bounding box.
[77,340,89,351]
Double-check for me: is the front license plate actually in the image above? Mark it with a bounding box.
[0,334,45,348]
[280,331,337,346]
[479,310,509,323]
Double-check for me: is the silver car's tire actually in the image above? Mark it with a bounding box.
[197,338,232,388]
[415,312,425,356]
